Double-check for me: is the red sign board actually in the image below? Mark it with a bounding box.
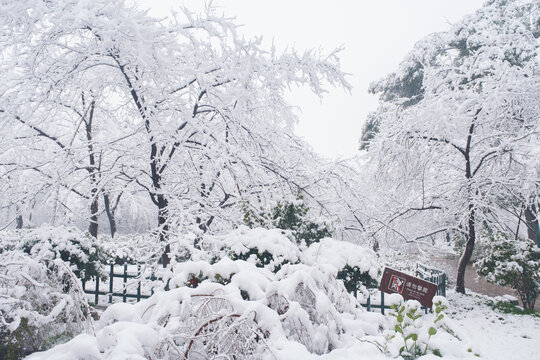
[379,267,438,308]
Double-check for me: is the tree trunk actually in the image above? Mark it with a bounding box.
[524,204,538,245]
[85,100,99,239]
[456,206,475,294]
[456,112,478,294]
[16,214,23,229]
[157,194,170,267]
[88,191,98,238]
[103,193,117,238]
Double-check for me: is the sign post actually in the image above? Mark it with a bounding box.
[379,267,438,308]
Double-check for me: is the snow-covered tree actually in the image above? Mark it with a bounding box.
[0,0,350,265]
[365,0,540,293]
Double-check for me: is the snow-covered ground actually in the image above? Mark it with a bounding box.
[444,290,540,360]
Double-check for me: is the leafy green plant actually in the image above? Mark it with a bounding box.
[388,297,447,359]
[229,248,294,273]
[475,231,540,310]
[214,273,233,286]
[186,272,208,288]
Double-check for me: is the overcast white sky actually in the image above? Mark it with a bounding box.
[139,0,485,158]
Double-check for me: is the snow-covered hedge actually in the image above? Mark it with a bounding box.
[26,259,379,359]
[0,226,106,281]
[0,226,475,359]
[0,251,93,359]
[198,227,380,296]
[303,238,380,299]
[200,226,304,272]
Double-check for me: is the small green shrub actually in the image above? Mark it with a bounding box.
[487,300,540,317]
[475,231,540,310]
[186,272,208,288]
[229,248,294,273]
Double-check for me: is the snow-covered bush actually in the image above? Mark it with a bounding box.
[475,232,540,310]
[145,227,379,303]
[0,251,92,359]
[26,254,474,360]
[26,258,376,359]
[0,227,106,281]
[243,195,332,247]
[97,232,196,265]
[303,238,380,299]
[200,226,303,273]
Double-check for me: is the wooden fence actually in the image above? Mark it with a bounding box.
[82,262,447,313]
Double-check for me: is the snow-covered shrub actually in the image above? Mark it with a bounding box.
[386,295,448,359]
[0,251,92,359]
[97,232,196,265]
[475,231,540,310]
[200,226,303,273]
[243,195,332,246]
[0,226,106,281]
[27,258,380,359]
[200,227,380,301]
[303,238,380,299]
[267,263,362,354]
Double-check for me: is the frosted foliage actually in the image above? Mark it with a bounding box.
[0,251,92,357]
[268,265,355,354]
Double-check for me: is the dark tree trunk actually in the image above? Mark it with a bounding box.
[85,99,99,239]
[157,194,170,267]
[456,206,475,294]
[16,214,23,229]
[524,204,538,245]
[456,111,478,294]
[103,193,118,238]
[88,192,99,238]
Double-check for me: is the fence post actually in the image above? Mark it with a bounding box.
[150,271,155,295]
[442,274,446,297]
[123,263,128,303]
[381,292,385,315]
[95,276,99,305]
[137,265,141,302]
[367,294,371,312]
[109,264,114,304]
